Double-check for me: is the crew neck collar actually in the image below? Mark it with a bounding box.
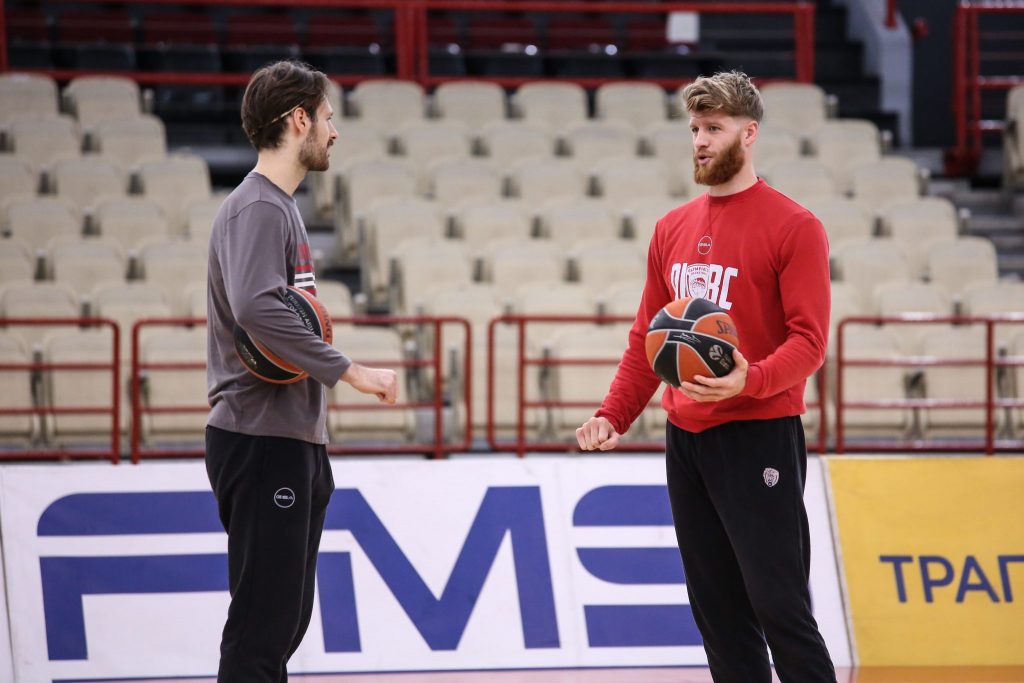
[706,177,767,205]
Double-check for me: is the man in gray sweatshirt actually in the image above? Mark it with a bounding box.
[205,60,397,682]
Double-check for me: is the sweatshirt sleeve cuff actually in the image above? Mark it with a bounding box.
[593,410,627,435]
[741,364,764,398]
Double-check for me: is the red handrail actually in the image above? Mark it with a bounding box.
[129,315,472,463]
[835,315,1024,455]
[1,0,816,86]
[947,1,1024,175]
[0,318,120,463]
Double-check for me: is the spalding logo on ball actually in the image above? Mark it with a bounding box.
[234,285,332,384]
[646,297,739,388]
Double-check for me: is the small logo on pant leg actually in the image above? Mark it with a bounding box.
[763,468,780,487]
[274,488,296,508]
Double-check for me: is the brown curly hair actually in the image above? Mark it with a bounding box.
[241,61,330,151]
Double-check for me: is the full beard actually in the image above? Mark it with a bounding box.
[300,132,331,172]
[693,135,745,187]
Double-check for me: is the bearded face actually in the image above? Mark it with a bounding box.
[693,130,746,187]
[298,119,332,172]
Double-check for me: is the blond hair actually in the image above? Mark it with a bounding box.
[681,71,763,123]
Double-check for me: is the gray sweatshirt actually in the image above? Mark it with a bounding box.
[206,172,351,444]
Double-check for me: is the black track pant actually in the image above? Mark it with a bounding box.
[665,417,836,683]
[206,426,335,683]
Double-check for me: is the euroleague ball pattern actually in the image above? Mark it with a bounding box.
[234,286,333,384]
[645,297,740,388]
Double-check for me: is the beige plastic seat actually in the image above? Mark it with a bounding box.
[510,158,588,203]
[64,76,141,132]
[926,237,999,299]
[963,280,1024,348]
[759,82,829,138]
[455,201,533,249]
[49,157,128,213]
[395,120,472,188]
[0,156,39,213]
[484,239,565,290]
[513,82,587,130]
[360,198,446,300]
[314,280,354,323]
[184,194,226,245]
[348,80,426,134]
[140,326,208,444]
[91,115,167,170]
[0,281,79,348]
[433,81,507,131]
[479,120,555,166]
[880,197,959,278]
[8,117,81,172]
[0,73,59,127]
[339,157,418,255]
[538,198,621,247]
[592,156,672,204]
[921,324,994,438]
[0,332,36,443]
[600,280,642,318]
[138,241,207,314]
[571,239,645,289]
[764,159,838,205]
[596,82,668,131]
[561,120,638,168]
[93,197,171,251]
[428,158,503,206]
[0,238,35,284]
[93,280,171,345]
[330,325,414,440]
[809,119,882,193]
[138,154,212,232]
[829,280,869,354]
[546,322,632,440]
[753,128,802,172]
[6,197,83,250]
[624,196,680,244]
[183,282,207,319]
[390,238,472,313]
[644,121,697,198]
[43,327,118,444]
[1003,84,1024,191]
[311,121,387,219]
[803,197,874,249]
[873,280,952,354]
[851,157,921,208]
[515,281,598,348]
[48,239,127,292]
[836,324,912,437]
[833,239,913,309]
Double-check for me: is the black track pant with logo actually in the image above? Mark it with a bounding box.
[206,426,335,683]
[665,417,836,683]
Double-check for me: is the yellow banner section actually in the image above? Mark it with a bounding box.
[827,457,1024,666]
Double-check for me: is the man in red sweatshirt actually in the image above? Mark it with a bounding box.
[576,72,836,682]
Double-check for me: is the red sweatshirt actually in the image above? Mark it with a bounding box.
[596,178,830,434]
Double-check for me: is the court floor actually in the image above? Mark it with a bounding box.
[103,667,1024,683]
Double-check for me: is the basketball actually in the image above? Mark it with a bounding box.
[645,297,740,388]
[234,285,333,384]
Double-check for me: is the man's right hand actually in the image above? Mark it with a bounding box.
[576,416,621,451]
[341,362,397,404]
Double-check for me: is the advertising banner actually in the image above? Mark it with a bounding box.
[827,456,1024,665]
[0,455,849,681]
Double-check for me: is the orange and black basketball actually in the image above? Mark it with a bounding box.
[645,297,740,388]
[234,285,333,384]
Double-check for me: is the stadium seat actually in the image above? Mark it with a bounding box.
[850,157,922,208]
[0,281,79,348]
[49,157,128,213]
[311,121,387,219]
[390,239,472,313]
[92,280,171,344]
[759,82,830,139]
[921,324,994,438]
[453,201,533,250]
[394,120,472,190]
[339,158,418,255]
[753,128,802,172]
[63,76,141,132]
[764,159,839,205]
[803,197,875,249]
[514,280,598,347]
[595,82,669,131]
[962,281,1024,347]
[138,241,207,314]
[183,195,226,245]
[624,196,681,244]
[926,237,999,299]
[599,280,642,318]
[571,239,646,289]
[644,121,699,197]
[0,238,35,285]
[0,332,36,444]
[428,158,504,207]
[561,120,639,167]
[91,115,167,170]
[360,198,446,301]
[93,197,171,251]
[836,324,913,438]
[6,197,83,250]
[509,158,588,203]
[1003,84,1024,192]
[592,156,673,203]
[880,197,960,278]
[512,82,588,130]
[348,80,426,134]
[872,280,953,354]
[833,239,913,309]
[433,81,507,131]
[538,198,622,247]
[809,119,882,193]
[140,326,208,444]
[48,238,127,293]
[0,156,39,212]
[484,239,565,290]
[314,280,355,323]
[8,116,81,172]
[43,327,117,444]
[478,120,556,166]
[0,73,59,129]
[138,154,212,232]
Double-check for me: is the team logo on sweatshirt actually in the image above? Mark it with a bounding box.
[669,262,739,310]
[697,235,712,255]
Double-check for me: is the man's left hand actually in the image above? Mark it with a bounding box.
[679,349,749,402]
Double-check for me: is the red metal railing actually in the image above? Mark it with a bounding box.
[948,1,1024,175]
[129,316,471,463]
[0,0,817,86]
[0,318,120,463]
[835,315,1024,455]
[486,314,828,457]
